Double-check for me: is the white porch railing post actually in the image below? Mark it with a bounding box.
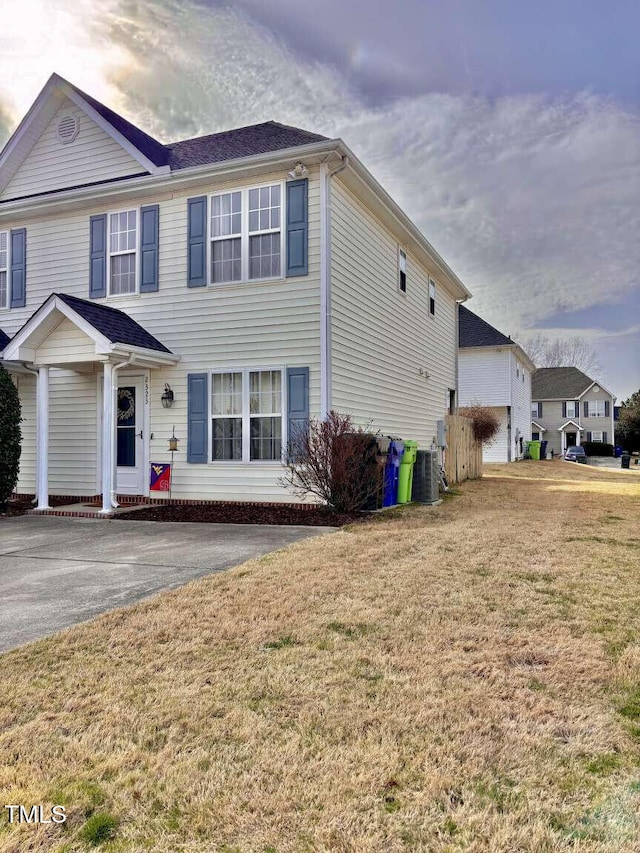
[101,362,115,515]
[36,365,51,510]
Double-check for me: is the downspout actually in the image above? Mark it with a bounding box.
[320,154,348,418]
[108,354,137,510]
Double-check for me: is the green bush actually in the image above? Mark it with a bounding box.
[79,812,119,846]
[0,364,21,508]
[581,442,614,457]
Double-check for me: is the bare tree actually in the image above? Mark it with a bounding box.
[522,333,603,379]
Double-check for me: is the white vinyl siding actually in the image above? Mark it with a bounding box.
[33,318,96,365]
[2,98,145,201]
[330,178,457,444]
[0,167,321,500]
[481,407,510,463]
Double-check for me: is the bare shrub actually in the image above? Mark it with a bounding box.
[459,405,500,446]
[280,410,382,512]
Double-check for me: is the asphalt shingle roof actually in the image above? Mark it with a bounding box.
[69,79,328,172]
[56,294,172,354]
[0,328,10,351]
[531,367,594,400]
[458,304,513,348]
[166,122,328,169]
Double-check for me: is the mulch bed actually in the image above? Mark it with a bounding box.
[114,503,369,527]
[1,496,72,517]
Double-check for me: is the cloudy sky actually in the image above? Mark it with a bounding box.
[1,0,639,398]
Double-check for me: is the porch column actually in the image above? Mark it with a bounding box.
[36,366,51,510]
[101,362,116,514]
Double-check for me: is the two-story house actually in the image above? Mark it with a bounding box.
[0,74,470,514]
[457,305,534,462]
[531,367,616,456]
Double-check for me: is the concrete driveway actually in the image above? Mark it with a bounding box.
[0,516,333,654]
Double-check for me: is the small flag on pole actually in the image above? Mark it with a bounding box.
[150,462,171,492]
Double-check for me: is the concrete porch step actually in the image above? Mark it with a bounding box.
[27,502,153,519]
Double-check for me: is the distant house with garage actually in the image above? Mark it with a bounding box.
[531,367,616,456]
[457,305,534,463]
[0,73,470,514]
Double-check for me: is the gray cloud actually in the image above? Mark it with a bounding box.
[2,0,638,395]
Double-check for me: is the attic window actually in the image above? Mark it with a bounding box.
[57,114,79,145]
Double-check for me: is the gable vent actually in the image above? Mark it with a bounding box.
[57,114,79,144]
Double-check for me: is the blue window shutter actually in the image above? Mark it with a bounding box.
[187,196,207,287]
[538,402,542,417]
[286,179,308,277]
[187,373,208,463]
[287,366,309,456]
[140,204,159,292]
[603,431,608,443]
[89,214,107,299]
[604,400,610,417]
[562,402,567,418]
[9,228,26,308]
[587,431,592,442]
[575,401,580,416]
[584,401,589,418]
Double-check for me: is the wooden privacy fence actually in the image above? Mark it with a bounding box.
[445,414,483,484]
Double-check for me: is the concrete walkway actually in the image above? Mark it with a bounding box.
[0,516,334,653]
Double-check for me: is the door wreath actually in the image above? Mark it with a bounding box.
[117,388,135,422]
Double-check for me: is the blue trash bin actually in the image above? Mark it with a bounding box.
[540,440,548,460]
[615,446,623,458]
[383,440,404,506]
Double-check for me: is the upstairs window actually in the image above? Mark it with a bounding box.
[398,249,407,293]
[211,192,242,284]
[429,279,436,315]
[0,231,8,308]
[589,400,606,418]
[566,401,577,418]
[532,402,541,418]
[109,210,137,295]
[210,184,282,284]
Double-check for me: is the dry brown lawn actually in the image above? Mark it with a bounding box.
[1,461,640,852]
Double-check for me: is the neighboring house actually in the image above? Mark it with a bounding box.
[0,74,470,513]
[531,367,616,456]
[457,305,534,463]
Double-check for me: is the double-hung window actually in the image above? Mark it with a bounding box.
[210,183,282,284]
[429,279,436,315]
[566,401,577,418]
[590,400,606,418]
[0,231,8,308]
[532,402,541,418]
[211,369,283,462]
[591,430,604,442]
[109,210,137,295]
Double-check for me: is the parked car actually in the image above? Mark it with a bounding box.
[565,446,587,463]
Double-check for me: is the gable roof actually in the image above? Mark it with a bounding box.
[55,294,171,353]
[66,81,170,168]
[0,328,9,351]
[0,74,329,190]
[532,367,596,400]
[459,304,513,348]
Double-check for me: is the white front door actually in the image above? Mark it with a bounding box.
[116,376,146,494]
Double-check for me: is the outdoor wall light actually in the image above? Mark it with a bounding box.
[287,161,308,179]
[168,427,179,453]
[161,383,174,408]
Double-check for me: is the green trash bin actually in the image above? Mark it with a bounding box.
[397,440,418,503]
[528,440,541,461]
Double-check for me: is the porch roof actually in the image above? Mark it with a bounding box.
[558,420,584,432]
[531,420,546,432]
[2,293,178,367]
